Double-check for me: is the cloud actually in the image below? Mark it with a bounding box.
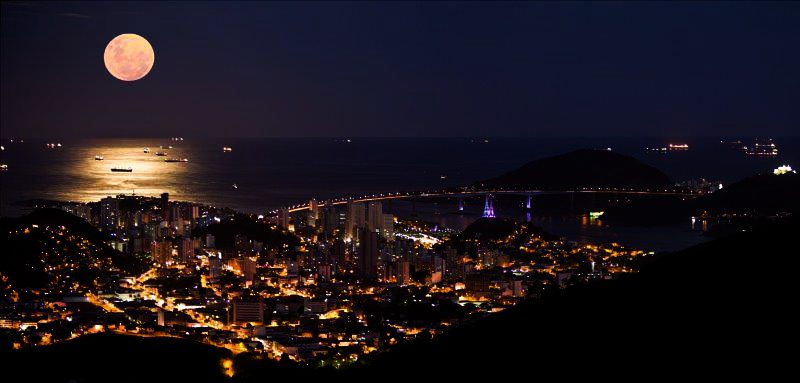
[2,2,90,19]
[59,12,90,19]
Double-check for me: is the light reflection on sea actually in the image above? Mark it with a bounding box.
[1,137,798,218]
[65,141,192,201]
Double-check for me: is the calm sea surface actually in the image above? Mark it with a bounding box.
[2,137,797,251]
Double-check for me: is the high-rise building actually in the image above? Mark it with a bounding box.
[277,208,290,229]
[358,228,379,280]
[399,261,411,285]
[317,264,332,282]
[228,257,257,282]
[367,202,383,232]
[209,256,222,279]
[309,199,319,220]
[100,196,119,230]
[152,240,172,266]
[331,238,346,272]
[205,233,215,248]
[171,206,181,224]
[230,299,264,323]
[382,213,394,240]
[466,273,493,293]
[321,203,338,238]
[345,201,366,241]
[160,193,170,221]
[434,255,446,279]
[180,237,193,263]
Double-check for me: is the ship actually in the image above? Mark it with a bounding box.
[143,147,150,153]
[164,157,189,163]
[111,167,133,172]
[160,145,173,149]
[155,151,167,156]
[94,155,104,161]
[668,144,689,151]
[223,146,233,152]
[746,139,778,156]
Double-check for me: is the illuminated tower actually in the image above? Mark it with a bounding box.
[482,194,495,218]
[458,197,464,211]
[525,194,532,210]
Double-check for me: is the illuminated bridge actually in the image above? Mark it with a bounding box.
[278,187,697,214]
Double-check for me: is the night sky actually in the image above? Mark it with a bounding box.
[2,1,798,138]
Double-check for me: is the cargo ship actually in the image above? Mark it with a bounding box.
[155,151,167,156]
[111,167,133,172]
[164,157,189,163]
[94,155,104,161]
[746,139,778,156]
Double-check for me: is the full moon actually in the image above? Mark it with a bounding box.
[103,34,155,81]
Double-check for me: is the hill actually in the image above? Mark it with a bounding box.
[459,217,518,240]
[2,208,109,243]
[345,215,796,378]
[0,209,146,290]
[604,172,800,224]
[699,172,800,212]
[2,333,233,383]
[478,149,672,190]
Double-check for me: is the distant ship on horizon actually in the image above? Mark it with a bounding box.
[164,157,189,163]
[110,167,133,172]
[94,155,104,161]
[155,151,167,156]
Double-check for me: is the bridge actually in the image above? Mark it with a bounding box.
[279,187,698,214]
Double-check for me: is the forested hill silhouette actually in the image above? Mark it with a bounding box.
[0,208,108,243]
[342,215,796,379]
[478,149,672,190]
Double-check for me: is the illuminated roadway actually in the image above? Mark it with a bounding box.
[279,188,698,213]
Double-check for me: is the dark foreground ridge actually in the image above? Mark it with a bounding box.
[5,216,794,381]
[5,333,233,382]
[478,149,672,190]
[344,215,796,379]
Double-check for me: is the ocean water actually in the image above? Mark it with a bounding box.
[3,137,796,251]
[1,137,797,217]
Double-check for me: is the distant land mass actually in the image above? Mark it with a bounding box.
[603,172,800,225]
[478,149,672,190]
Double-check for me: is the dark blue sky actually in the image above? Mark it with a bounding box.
[1,1,798,138]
